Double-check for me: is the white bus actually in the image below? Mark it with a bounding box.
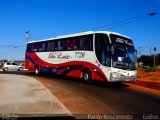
[25,31,137,83]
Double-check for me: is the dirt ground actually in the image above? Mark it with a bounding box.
[130,70,160,90]
[137,70,160,82]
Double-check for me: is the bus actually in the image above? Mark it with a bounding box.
[25,31,137,83]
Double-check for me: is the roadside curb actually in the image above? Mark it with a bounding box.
[129,80,160,91]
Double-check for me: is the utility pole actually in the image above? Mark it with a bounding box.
[25,31,30,46]
[153,47,156,71]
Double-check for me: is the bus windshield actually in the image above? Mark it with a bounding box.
[112,44,137,70]
[110,34,137,70]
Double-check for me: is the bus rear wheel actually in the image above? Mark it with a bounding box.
[82,69,92,84]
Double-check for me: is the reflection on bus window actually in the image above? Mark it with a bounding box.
[58,41,62,50]
[42,42,46,51]
[79,35,93,50]
[47,41,55,51]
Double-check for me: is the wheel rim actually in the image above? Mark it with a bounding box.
[35,68,39,74]
[84,73,89,81]
[5,68,8,71]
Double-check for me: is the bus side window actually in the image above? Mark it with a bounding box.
[66,40,70,50]
[47,42,51,51]
[58,41,62,50]
[84,35,93,50]
[71,39,75,50]
[33,43,38,52]
[79,35,93,50]
[53,41,58,51]
[38,42,42,52]
[80,38,85,50]
[27,43,32,52]
[47,41,55,51]
[74,38,79,50]
[61,40,66,50]
[42,42,47,51]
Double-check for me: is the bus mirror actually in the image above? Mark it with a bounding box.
[111,46,115,56]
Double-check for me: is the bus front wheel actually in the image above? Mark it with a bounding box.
[82,69,92,84]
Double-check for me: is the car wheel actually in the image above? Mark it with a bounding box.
[4,67,8,71]
[18,67,23,71]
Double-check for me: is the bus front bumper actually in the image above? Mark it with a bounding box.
[110,74,136,82]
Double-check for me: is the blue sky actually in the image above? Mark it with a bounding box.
[0,0,160,60]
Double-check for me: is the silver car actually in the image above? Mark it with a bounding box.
[2,62,23,71]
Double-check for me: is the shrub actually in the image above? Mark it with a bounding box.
[144,66,154,72]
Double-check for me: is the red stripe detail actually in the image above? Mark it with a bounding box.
[25,52,108,81]
[56,68,68,75]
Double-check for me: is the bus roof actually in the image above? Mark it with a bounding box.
[28,31,131,44]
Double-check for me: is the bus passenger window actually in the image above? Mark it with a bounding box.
[42,42,46,51]
[58,41,62,50]
[80,38,85,50]
[74,37,79,50]
[33,44,38,52]
[38,43,42,52]
[66,40,71,50]
[27,43,32,52]
[74,40,78,50]
[84,38,92,50]
[47,41,55,51]
[54,41,58,50]
[61,40,66,50]
[71,39,75,50]
[80,35,93,50]
[66,39,75,50]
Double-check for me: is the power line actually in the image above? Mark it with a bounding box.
[0,45,25,48]
[85,11,160,31]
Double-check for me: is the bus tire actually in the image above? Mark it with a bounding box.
[82,69,92,84]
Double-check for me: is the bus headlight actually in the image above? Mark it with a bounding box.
[112,72,124,77]
[111,72,125,81]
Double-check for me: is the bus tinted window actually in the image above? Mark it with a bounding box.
[27,34,93,52]
[37,42,47,52]
[66,39,76,50]
[58,40,62,50]
[79,35,93,50]
[41,42,47,51]
[37,42,42,52]
[26,43,32,52]
[65,35,93,51]
[95,33,111,67]
[47,41,55,51]
[32,43,38,52]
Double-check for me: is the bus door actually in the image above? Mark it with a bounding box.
[95,34,111,67]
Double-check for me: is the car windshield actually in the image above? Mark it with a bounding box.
[112,44,137,70]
